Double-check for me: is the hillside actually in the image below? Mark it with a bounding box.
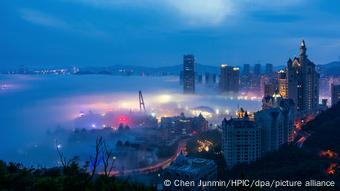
[228,103,340,190]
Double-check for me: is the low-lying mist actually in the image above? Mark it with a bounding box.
[0,74,261,166]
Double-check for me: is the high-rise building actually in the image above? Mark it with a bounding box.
[243,64,250,75]
[278,70,288,98]
[179,71,183,85]
[261,75,277,97]
[222,112,261,168]
[256,91,295,153]
[183,54,195,94]
[331,84,340,106]
[219,64,240,93]
[197,74,203,84]
[265,63,273,74]
[212,74,217,84]
[254,64,261,75]
[256,107,285,153]
[249,64,262,93]
[241,64,251,91]
[264,83,275,97]
[287,40,319,115]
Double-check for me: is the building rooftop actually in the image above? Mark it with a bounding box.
[166,153,216,174]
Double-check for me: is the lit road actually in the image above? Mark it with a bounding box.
[100,139,188,176]
[296,130,311,148]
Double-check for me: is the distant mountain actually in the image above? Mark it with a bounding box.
[318,61,340,76]
[77,64,219,76]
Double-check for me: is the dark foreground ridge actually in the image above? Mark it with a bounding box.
[227,103,340,190]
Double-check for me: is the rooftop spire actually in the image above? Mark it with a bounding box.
[300,39,307,57]
[300,40,305,47]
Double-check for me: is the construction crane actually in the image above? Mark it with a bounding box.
[138,90,146,112]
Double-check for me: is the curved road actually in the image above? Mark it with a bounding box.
[101,138,188,176]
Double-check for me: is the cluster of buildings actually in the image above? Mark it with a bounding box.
[181,54,275,95]
[222,90,295,168]
[221,40,324,168]
[163,40,340,189]
[160,112,208,135]
[182,41,324,117]
[161,153,217,191]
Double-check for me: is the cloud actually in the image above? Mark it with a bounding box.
[165,0,234,26]
[19,8,109,38]
[61,0,305,27]
[20,9,69,29]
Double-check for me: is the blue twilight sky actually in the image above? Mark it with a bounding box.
[1,0,340,69]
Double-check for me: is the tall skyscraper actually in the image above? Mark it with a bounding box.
[183,54,195,94]
[331,84,340,106]
[265,63,273,74]
[219,65,240,93]
[243,64,250,75]
[222,112,261,168]
[254,64,261,75]
[278,70,288,98]
[241,64,251,90]
[287,40,319,115]
[250,64,262,93]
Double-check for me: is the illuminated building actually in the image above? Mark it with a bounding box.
[222,112,261,168]
[160,113,208,135]
[219,64,240,93]
[190,106,215,119]
[331,84,340,106]
[261,74,277,98]
[163,153,217,191]
[183,54,195,94]
[287,40,319,116]
[197,140,213,152]
[278,69,288,98]
[264,83,275,97]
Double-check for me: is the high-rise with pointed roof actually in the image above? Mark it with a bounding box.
[287,40,319,116]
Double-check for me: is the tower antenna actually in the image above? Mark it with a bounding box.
[138,91,146,112]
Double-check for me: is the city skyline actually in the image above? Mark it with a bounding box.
[1,1,340,190]
[1,0,340,69]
